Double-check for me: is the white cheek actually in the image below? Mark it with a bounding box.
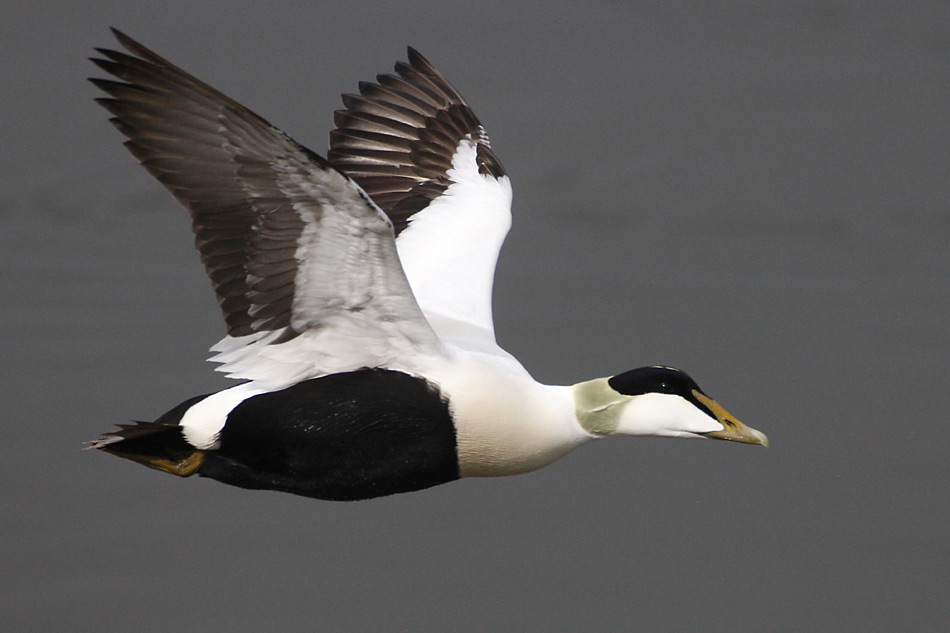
[617,393,723,437]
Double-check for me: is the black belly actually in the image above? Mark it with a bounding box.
[198,369,459,501]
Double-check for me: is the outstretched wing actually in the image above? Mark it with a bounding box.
[91,29,441,387]
[328,49,512,345]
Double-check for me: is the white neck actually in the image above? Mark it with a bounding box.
[426,354,594,477]
[460,381,593,477]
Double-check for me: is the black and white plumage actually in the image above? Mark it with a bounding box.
[89,30,768,501]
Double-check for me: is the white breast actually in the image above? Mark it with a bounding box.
[424,352,593,477]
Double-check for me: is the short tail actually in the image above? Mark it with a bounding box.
[86,421,205,477]
[87,393,212,476]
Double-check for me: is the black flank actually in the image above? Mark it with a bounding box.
[200,369,459,501]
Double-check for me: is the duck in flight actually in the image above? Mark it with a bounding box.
[88,29,768,501]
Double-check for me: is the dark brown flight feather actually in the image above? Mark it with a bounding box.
[328,47,506,235]
[90,29,352,341]
[90,31,497,343]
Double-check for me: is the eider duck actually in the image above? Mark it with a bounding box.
[88,29,768,501]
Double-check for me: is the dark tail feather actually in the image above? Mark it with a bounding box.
[87,393,212,476]
[86,421,205,477]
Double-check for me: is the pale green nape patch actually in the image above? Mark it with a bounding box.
[572,377,629,436]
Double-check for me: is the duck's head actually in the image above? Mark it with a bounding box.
[573,366,768,446]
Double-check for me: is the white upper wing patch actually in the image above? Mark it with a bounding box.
[395,138,512,342]
[209,180,443,388]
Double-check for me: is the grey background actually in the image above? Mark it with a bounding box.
[4,1,948,631]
